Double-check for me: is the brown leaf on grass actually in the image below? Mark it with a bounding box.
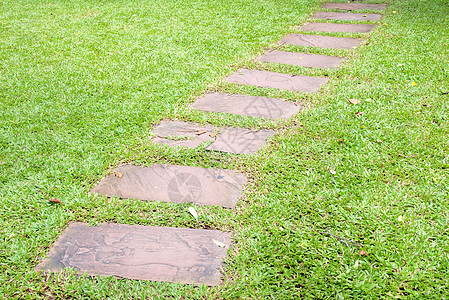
[348,98,360,105]
[359,250,368,256]
[114,171,123,178]
[196,130,207,135]
[209,132,216,138]
[355,112,365,116]
[49,198,61,204]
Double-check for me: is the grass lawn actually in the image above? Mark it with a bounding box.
[1,0,449,298]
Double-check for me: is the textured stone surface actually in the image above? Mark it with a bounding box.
[322,3,387,11]
[90,164,247,208]
[225,69,327,93]
[257,50,343,69]
[280,34,362,49]
[299,22,376,33]
[207,127,275,155]
[191,93,301,120]
[35,222,231,286]
[311,11,382,21]
[152,121,216,148]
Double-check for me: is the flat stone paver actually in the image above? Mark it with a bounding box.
[280,34,362,49]
[299,22,376,33]
[35,222,231,286]
[225,69,327,93]
[257,50,343,69]
[191,93,301,120]
[311,11,382,21]
[152,121,216,148]
[90,164,247,208]
[322,3,387,11]
[206,127,275,155]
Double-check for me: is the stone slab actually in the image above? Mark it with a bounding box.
[152,121,216,148]
[225,69,327,93]
[311,11,382,21]
[280,34,362,49]
[257,50,343,69]
[322,3,387,11]
[90,164,247,208]
[191,93,301,120]
[206,127,275,155]
[35,222,231,286]
[299,22,376,33]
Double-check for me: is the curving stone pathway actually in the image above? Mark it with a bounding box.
[38,1,386,287]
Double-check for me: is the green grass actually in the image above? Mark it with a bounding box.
[1,0,449,298]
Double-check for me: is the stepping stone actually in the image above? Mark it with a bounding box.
[152,120,216,148]
[191,93,301,120]
[280,34,362,49]
[152,120,273,154]
[322,3,387,11]
[299,22,376,33]
[206,127,275,155]
[257,50,343,69]
[90,164,247,208]
[35,222,231,286]
[225,69,327,93]
[311,11,382,21]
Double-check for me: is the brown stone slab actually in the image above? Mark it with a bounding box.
[311,11,382,21]
[191,93,301,120]
[299,22,376,33]
[257,50,343,69]
[35,222,231,286]
[280,34,362,49]
[207,127,275,155]
[90,164,247,208]
[322,3,387,11]
[225,69,327,93]
[152,121,216,148]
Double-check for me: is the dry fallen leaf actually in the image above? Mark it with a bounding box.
[363,14,367,17]
[348,98,360,105]
[211,238,226,248]
[49,198,61,204]
[359,250,368,256]
[188,207,198,221]
[115,171,123,178]
[411,154,418,158]
[196,130,207,135]
[355,112,365,116]
[209,132,216,138]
